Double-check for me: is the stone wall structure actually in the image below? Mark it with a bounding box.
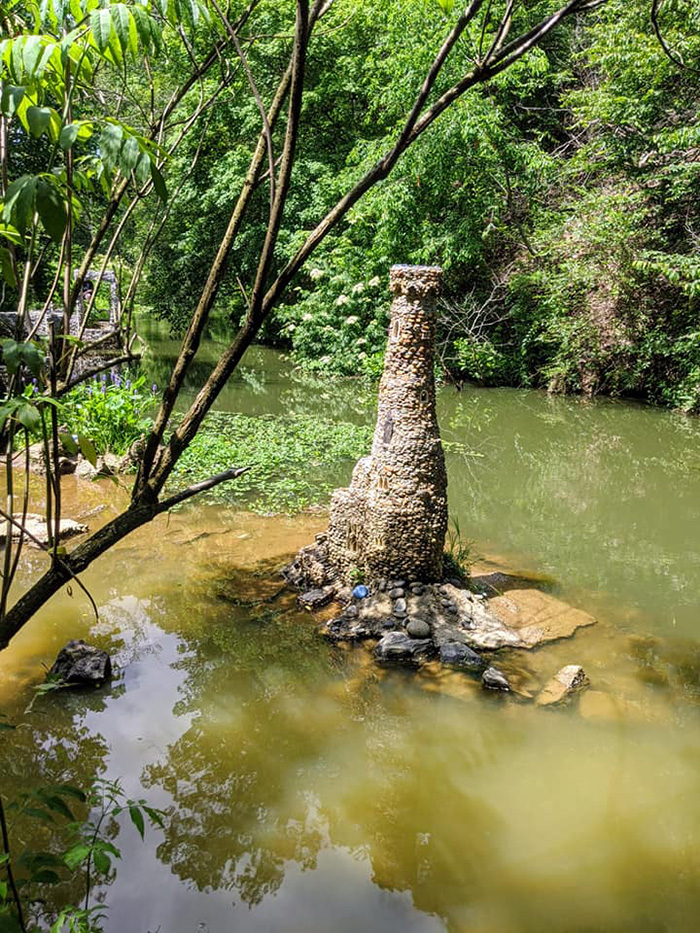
[326,264,448,582]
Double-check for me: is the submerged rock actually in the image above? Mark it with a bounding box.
[536,664,589,707]
[1,513,87,548]
[49,640,112,686]
[482,667,511,691]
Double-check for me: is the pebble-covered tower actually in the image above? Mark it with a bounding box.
[327,264,448,582]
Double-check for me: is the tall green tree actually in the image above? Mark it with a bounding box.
[1,0,615,646]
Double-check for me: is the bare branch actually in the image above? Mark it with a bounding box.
[156,466,251,512]
[651,0,700,74]
[211,0,277,206]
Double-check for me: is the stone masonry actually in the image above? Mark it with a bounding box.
[326,264,448,582]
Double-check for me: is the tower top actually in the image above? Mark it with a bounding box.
[389,264,443,299]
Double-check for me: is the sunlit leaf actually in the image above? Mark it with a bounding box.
[1,84,25,118]
[59,122,79,150]
[63,843,91,871]
[90,8,113,53]
[78,433,97,466]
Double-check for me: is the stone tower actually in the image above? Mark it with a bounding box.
[326,264,448,582]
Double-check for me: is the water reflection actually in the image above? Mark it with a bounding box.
[1,338,700,930]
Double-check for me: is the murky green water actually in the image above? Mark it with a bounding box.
[2,334,700,932]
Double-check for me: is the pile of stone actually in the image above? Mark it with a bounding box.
[284,540,592,700]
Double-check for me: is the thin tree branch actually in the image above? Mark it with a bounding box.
[211,0,277,206]
[156,466,250,512]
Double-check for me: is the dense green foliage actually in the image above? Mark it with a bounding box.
[169,411,372,513]
[137,0,700,409]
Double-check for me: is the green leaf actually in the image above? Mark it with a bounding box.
[20,340,43,376]
[78,433,97,466]
[92,849,110,874]
[134,151,151,186]
[132,6,159,53]
[29,869,61,884]
[111,4,137,58]
[0,247,17,289]
[21,35,44,78]
[20,851,64,871]
[35,790,74,820]
[26,106,51,138]
[36,179,67,242]
[63,843,91,871]
[3,175,37,233]
[143,805,164,828]
[150,161,167,202]
[23,806,55,824]
[435,0,454,11]
[16,402,41,432]
[0,879,7,900]
[51,783,86,802]
[59,122,79,150]
[1,85,25,119]
[0,223,23,247]
[128,804,145,839]
[100,122,123,170]
[1,339,22,375]
[120,134,140,174]
[59,431,79,454]
[90,8,113,52]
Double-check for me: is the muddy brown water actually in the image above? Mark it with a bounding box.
[1,342,700,932]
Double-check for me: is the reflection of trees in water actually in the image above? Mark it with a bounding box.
[443,388,700,621]
[140,564,507,925]
[1,693,114,920]
[141,340,377,424]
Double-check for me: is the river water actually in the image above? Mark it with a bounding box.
[1,341,700,932]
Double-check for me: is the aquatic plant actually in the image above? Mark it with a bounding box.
[169,411,372,514]
[60,373,157,456]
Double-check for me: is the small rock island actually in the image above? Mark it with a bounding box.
[284,265,594,690]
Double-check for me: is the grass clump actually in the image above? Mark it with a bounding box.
[169,411,372,514]
[444,516,478,584]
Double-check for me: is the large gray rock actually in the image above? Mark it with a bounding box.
[75,454,120,479]
[438,641,485,670]
[298,587,335,611]
[374,631,434,664]
[48,640,112,686]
